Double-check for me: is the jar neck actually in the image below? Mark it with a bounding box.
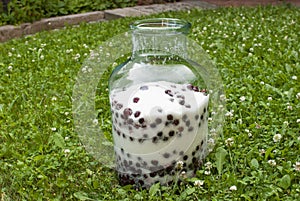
[132,31,188,59]
[130,18,191,59]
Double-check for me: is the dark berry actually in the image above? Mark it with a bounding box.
[152,136,158,143]
[116,103,123,110]
[165,89,173,97]
[187,84,193,90]
[178,127,184,132]
[157,132,163,137]
[138,118,145,124]
[179,100,185,105]
[167,114,173,120]
[155,118,162,124]
[134,111,141,118]
[150,123,156,128]
[193,86,200,92]
[140,85,148,90]
[173,119,180,126]
[123,108,132,117]
[185,120,190,127]
[163,153,170,158]
[183,155,188,161]
[127,118,133,124]
[151,160,158,166]
[188,127,194,132]
[169,130,175,137]
[133,97,140,103]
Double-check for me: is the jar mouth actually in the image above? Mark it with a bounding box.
[130,18,191,33]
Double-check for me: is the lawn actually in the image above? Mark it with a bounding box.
[0,5,299,201]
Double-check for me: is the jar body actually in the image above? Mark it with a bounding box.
[109,19,209,188]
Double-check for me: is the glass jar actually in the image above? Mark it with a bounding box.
[109,18,211,188]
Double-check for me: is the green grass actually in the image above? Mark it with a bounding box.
[1,5,300,200]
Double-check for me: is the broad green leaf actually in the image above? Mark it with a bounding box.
[50,133,66,148]
[278,174,291,190]
[149,182,160,196]
[250,158,259,169]
[74,191,93,201]
[215,147,228,175]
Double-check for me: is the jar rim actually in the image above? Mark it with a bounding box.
[130,18,191,32]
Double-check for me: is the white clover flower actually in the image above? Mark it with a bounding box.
[293,162,300,172]
[92,119,98,125]
[83,44,89,48]
[66,49,73,54]
[273,133,282,142]
[283,121,289,125]
[292,75,297,80]
[260,81,265,85]
[175,161,184,170]
[296,93,300,99]
[208,138,215,146]
[268,160,276,166]
[267,96,272,101]
[8,66,13,71]
[180,171,186,178]
[64,149,70,154]
[225,137,234,147]
[205,161,212,170]
[64,136,69,141]
[297,119,300,123]
[51,127,57,131]
[237,119,242,124]
[194,180,204,187]
[51,96,57,101]
[220,94,226,101]
[225,110,234,118]
[204,170,211,175]
[82,66,87,73]
[239,96,246,102]
[259,149,266,155]
[287,105,293,110]
[267,48,272,52]
[229,185,237,191]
